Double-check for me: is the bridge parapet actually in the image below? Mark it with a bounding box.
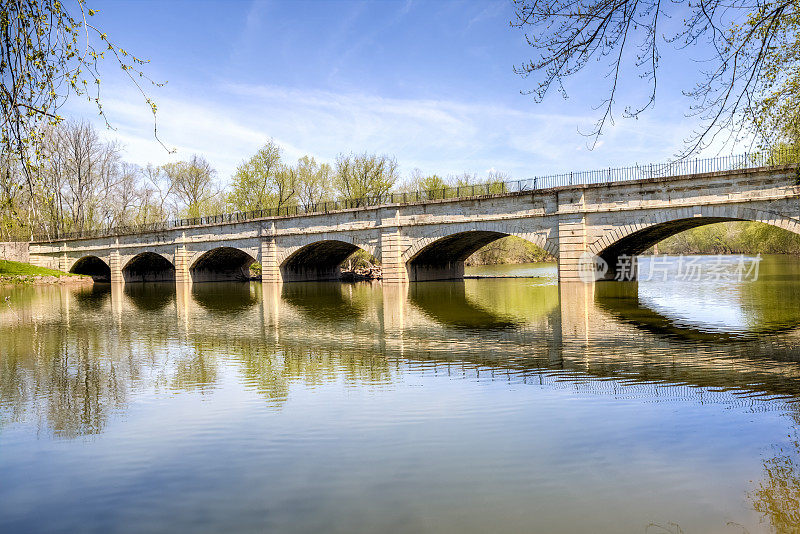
[17,163,799,286]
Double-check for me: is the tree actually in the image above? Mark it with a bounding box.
[334,152,398,203]
[273,165,298,210]
[0,120,164,239]
[749,426,800,533]
[405,169,447,191]
[511,0,800,153]
[162,155,219,219]
[0,153,23,239]
[403,169,450,199]
[753,40,800,152]
[107,162,165,229]
[141,163,175,221]
[56,121,122,233]
[295,155,332,209]
[1,0,165,204]
[26,120,126,237]
[228,140,284,212]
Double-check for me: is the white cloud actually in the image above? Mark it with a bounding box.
[65,80,721,184]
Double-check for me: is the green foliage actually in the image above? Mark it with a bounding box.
[228,140,285,212]
[343,249,377,269]
[653,221,800,255]
[161,155,220,218]
[295,155,332,209]
[334,152,398,202]
[749,429,800,533]
[465,236,553,265]
[751,5,800,150]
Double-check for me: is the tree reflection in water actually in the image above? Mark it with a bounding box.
[750,415,800,532]
[2,259,800,534]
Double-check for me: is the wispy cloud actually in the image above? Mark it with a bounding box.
[67,80,705,184]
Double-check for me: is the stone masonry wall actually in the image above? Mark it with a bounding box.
[0,242,29,263]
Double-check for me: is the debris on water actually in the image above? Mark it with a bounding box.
[340,266,382,281]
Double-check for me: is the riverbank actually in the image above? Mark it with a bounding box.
[465,236,555,265]
[652,221,800,255]
[0,260,91,286]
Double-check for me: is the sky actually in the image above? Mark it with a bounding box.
[65,0,729,183]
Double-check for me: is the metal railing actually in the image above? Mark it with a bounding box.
[24,147,800,242]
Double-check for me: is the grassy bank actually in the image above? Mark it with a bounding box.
[0,259,88,284]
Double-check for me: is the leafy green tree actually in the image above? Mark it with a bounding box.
[334,152,398,203]
[228,140,287,211]
[402,169,449,199]
[162,155,219,218]
[295,155,332,209]
[413,170,447,190]
[751,6,800,154]
[273,165,298,210]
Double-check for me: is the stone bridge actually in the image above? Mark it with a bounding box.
[23,163,800,284]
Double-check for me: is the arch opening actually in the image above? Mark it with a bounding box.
[191,247,256,283]
[70,256,111,282]
[407,231,509,281]
[595,217,800,281]
[123,252,176,283]
[281,240,362,282]
[596,217,734,281]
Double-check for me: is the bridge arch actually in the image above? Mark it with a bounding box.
[403,223,556,282]
[588,205,800,279]
[278,239,376,282]
[122,252,176,283]
[190,247,256,283]
[69,255,111,282]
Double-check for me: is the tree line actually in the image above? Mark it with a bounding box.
[0,121,510,240]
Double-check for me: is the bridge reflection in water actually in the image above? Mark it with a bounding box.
[3,270,800,532]
[8,274,796,412]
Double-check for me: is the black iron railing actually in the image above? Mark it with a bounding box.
[22,147,800,243]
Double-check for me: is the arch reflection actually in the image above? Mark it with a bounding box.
[191,282,259,315]
[71,283,112,310]
[408,280,559,330]
[123,283,176,312]
[594,276,800,341]
[280,282,370,323]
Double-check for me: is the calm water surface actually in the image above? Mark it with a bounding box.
[2,256,800,533]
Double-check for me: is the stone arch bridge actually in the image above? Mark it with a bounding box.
[25,164,800,284]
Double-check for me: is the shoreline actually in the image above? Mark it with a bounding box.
[0,275,93,286]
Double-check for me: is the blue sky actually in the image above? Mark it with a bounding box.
[68,0,722,182]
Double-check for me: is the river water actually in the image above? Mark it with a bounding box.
[1,255,799,533]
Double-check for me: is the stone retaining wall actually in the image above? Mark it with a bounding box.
[0,242,29,263]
